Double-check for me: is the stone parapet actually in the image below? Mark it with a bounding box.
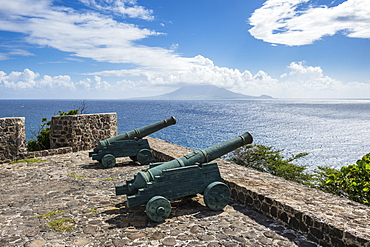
[0,117,26,163]
[18,147,73,159]
[147,136,370,247]
[50,113,118,152]
[1,113,117,163]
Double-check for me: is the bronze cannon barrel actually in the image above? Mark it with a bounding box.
[95,116,176,151]
[128,131,253,192]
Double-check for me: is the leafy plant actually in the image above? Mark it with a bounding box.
[57,109,79,116]
[228,144,370,206]
[27,117,52,151]
[310,166,341,192]
[324,153,370,205]
[228,144,313,185]
[27,109,80,151]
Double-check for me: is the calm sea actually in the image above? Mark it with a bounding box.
[1,99,370,170]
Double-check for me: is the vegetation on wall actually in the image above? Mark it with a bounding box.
[228,144,312,184]
[26,109,80,152]
[27,101,88,152]
[323,153,370,205]
[228,144,370,206]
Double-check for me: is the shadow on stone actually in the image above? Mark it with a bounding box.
[103,195,223,229]
[230,203,318,247]
[81,160,138,169]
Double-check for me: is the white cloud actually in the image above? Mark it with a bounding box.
[40,75,75,89]
[1,61,370,98]
[276,61,370,97]
[0,69,75,90]
[0,49,34,61]
[0,0,192,70]
[249,0,370,46]
[1,1,370,99]
[89,55,278,90]
[77,76,111,90]
[170,43,179,51]
[87,56,370,98]
[0,69,39,89]
[78,0,154,20]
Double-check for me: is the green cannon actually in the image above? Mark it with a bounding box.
[89,116,176,168]
[115,132,253,222]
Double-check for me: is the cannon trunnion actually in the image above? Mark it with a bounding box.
[115,132,253,222]
[89,116,176,168]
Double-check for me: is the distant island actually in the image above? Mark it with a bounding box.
[133,85,273,100]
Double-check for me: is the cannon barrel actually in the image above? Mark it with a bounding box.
[127,132,253,192]
[95,116,176,151]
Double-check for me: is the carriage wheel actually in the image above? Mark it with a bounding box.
[146,196,171,222]
[101,154,116,168]
[137,149,153,165]
[203,181,230,211]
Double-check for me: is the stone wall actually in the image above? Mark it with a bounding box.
[147,136,370,247]
[0,117,26,163]
[0,113,118,162]
[50,113,118,152]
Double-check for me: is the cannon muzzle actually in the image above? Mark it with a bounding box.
[95,116,176,151]
[127,132,253,192]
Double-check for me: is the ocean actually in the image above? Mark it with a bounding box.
[1,99,370,170]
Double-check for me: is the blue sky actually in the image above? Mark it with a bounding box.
[1,0,370,99]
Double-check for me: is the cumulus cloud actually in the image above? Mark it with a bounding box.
[2,61,370,98]
[276,62,370,97]
[249,0,370,46]
[281,62,340,88]
[0,69,75,90]
[86,56,370,98]
[77,76,111,90]
[89,55,278,90]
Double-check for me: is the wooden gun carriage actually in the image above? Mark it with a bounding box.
[115,132,253,222]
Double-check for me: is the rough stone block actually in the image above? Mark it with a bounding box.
[0,117,26,162]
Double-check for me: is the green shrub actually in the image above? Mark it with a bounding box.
[310,166,341,192]
[26,118,52,151]
[324,153,370,205]
[228,144,313,185]
[228,144,370,206]
[57,109,79,116]
[27,109,79,151]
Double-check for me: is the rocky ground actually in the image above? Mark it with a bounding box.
[0,151,319,247]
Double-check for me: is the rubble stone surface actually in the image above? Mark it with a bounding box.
[0,151,318,247]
